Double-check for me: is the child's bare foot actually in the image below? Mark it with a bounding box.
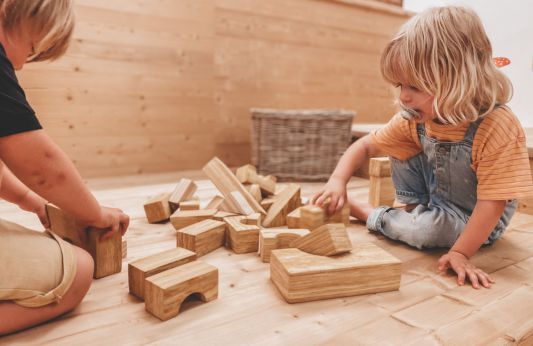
[348,198,373,222]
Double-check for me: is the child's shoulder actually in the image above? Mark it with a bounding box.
[478,106,525,139]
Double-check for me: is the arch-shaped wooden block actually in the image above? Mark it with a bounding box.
[145,261,218,321]
[224,215,261,254]
[258,228,310,262]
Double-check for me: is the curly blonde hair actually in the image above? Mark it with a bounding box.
[0,0,75,62]
[381,6,512,124]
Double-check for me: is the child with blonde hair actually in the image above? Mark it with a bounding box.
[313,6,533,289]
[0,0,129,334]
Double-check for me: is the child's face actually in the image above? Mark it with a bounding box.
[1,27,38,71]
[397,81,436,123]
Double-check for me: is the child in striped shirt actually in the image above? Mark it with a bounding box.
[312,6,533,289]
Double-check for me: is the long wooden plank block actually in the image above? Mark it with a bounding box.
[176,219,226,257]
[202,157,266,215]
[170,209,217,230]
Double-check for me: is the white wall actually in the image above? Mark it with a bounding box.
[403,0,533,127]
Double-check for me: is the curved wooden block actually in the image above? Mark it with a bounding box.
[224,215,261,254]
[258,228,310,263]
[145,261,218,321]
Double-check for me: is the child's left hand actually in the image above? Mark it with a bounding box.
[437,250,494,289]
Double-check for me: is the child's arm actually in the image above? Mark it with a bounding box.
[0,130,129,235]
[437,199,507,289]
[312,134,379,213]
[0,164,49,227]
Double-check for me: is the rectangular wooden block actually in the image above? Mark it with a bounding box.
[369,157,392,177]
[287,207,301,229]
[369,176,395,208]
[258,228,310,263]
[213,211,238,221]
[270,244,402,303]
[228,191,255,216]
[176,219,226,257]
[203,157,266,215]
[169,178,197,211]
[143,193,172,223]
[128,247,197,300]
[170,209,217,230]
[46,204,122,279]
[224,216,261,254]
[204,195,224,210]
[145,261,218,321]
[179,199,200,211]
[290,223,352,256]
[262,184,301,228]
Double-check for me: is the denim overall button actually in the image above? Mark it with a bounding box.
[438,147,447,154]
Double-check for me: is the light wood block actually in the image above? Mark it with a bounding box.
[169,178,197,211]
[224,215,261,254]
[213,211,238,221]
[176,219,226,257]
[270,244,402,303]
[261,196,277,211]
[122,240,127,259]
[262,184,301,228]
[170,209,217,230]
[179,199,200,211]
[204,195,224,210]
[290,223,352,256]
[128,247,197,300]
[368,157,395,207]
[292,201,350,229]
[258,228,310,263]
[202,157,266,215]
[46,204,122,279]
[145,261,218,321]
[242,213,261,226]
[228,191,255,215]
[236,164,276,196]
[245,184,262,203]
[143,193,172,223]
[287,207,301,228]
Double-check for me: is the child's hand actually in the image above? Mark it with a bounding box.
[89,206,130,240]
[311,176,347,214]
[18,190,49,228]
[437,250,494,289]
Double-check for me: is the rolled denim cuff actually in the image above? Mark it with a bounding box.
[395,190,429,205]
[366,206,393,233]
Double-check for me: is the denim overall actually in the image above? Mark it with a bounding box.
[367,117,517,249]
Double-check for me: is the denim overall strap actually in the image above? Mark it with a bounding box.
[462,117,485,145]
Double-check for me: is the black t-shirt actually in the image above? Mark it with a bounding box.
[0,43,41,137]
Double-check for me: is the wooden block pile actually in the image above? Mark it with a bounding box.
[46,204,122,279]
[128,247,218,321]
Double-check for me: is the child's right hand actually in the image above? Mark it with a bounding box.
[311,176,347,214]
[89,206,130,240]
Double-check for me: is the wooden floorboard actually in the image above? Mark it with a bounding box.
[1,171,533,345]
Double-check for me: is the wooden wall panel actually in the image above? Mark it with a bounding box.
[18,0,408,178]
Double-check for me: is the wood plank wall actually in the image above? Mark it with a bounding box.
[18,0,409,178]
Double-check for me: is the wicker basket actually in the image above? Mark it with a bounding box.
[251,109,355,181]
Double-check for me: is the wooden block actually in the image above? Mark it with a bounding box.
[213,211,238,221]
[143,193,172,223]
[46,204,122,279]
[228,191,255,215]
[245,184,262,203]
[287,207,301,229]
[236,164,276,196]
[179,199,200,211]
[169,178,197,211]
[369,175,395,208]
[258,228,310,263]
[270,244,402,303]
[204,195,224,210]
[170,209,217,230]
[145,261,218,321]
[262,184,301,228]
[176,219,226,257]
[128,247,197,300]
[203,157,266,215]
[122,240,127,259]
[261,196,277,211]
[369,157,391,177]
[224,215,261,254]
[290,223,352,256]
[242,213,261,226]
[300,205,325,230]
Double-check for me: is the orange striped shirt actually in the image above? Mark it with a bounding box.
[371,106,533,200]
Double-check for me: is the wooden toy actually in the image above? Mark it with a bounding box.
[128,247,197,299]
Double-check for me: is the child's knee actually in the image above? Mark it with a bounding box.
[68,247,93,306]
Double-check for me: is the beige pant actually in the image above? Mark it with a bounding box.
[0,219,77,307]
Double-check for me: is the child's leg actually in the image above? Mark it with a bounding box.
[0,246,93,335]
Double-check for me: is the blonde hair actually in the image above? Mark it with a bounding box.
[381,6,512,124]
[0,0,75,62]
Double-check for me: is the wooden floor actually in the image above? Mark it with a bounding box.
[2,171,533,345]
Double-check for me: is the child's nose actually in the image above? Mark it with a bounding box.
[399,88,412,104]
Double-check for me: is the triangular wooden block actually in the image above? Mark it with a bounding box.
[176,219,226,257]
[270,244,401,303]
[289,223,352,256]
[169,178,197,211]
[262,184,301,228]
